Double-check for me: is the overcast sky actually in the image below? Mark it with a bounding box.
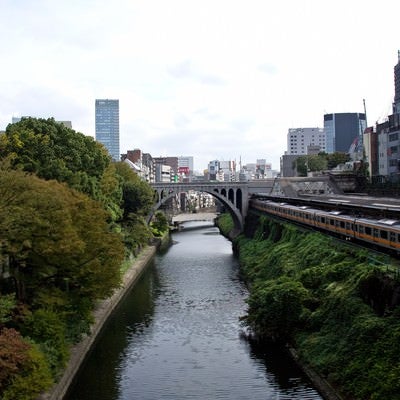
[1,0,399,171]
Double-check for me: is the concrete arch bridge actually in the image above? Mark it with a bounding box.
[149,176,345,235]
[150,182,249,235]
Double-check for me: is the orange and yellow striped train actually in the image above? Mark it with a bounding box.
[250,198,400,256]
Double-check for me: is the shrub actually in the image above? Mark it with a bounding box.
[20,309,68,376]
[2,343,52,400]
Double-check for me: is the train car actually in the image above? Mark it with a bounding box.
[353,217,400,252]
[313,210,356,239]
[249,198,400,256]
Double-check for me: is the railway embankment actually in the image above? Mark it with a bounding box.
[217,212,400,400]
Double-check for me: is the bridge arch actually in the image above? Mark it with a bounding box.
[149,182,249,235]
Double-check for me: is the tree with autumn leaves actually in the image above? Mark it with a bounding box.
[0,118,156,398]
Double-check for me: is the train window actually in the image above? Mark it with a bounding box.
[321,217,325,223]
[373,228,379,238]
[365,226,372,235]
[390,232,396,242]
[329,219,334,226]
[345,222,351,230]
[380,230,388,240]
[340,221,345,228]
[358,225,363,233]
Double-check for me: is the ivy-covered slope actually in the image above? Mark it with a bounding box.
[218,212,400,400]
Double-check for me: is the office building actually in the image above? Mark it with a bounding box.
[324,113,366,154]
[121,149,155,183]
[153,157,178,182]
[287,127,325,155]
[280,154,300,177]
[178,156,194,181]
[394,50,400,114]
[208,160,219,181]
[95,99,120,161]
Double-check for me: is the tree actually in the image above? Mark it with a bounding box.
[0,295,16,327]
[151,211,169,236]
[0,328,30,391]
[325,152,351,169]
[98,163,123,222]
[0,169,124,305]
[244,277,310,340]
[122,214,153,256]
[0,117,111,199]
[114,162,154,217]
[0,328,53,400]
[294,155,328,176]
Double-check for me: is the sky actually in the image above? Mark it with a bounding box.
[0,0,399,172]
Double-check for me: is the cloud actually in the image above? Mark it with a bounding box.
[258,63,278,75]
[167,60,226,86]
[174,113,191,128]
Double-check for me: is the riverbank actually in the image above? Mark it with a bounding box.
[39,245,157,400]
[217,212,400,400]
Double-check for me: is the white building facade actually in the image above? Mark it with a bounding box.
[287,127,325,155]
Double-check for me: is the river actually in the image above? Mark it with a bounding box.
[65,221,323,400]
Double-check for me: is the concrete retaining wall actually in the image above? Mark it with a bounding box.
[39,245,157,400]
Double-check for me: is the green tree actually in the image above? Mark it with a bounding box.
[0,295,16,327]
[114,162,154,217]
[244,277,310,340]
[151,211,169,237]
[122,214,153,256]
[0,117,111,199]
[0,169,124,305]
[324,152,351,169]
[294,155,328,176]
[98,163,124,222]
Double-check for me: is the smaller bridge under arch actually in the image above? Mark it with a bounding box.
[150,182,249,235]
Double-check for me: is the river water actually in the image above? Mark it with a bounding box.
[66,221,323,400]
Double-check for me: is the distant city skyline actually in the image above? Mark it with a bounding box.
[1,1,400,171]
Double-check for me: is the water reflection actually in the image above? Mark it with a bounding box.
[66,222,322,400]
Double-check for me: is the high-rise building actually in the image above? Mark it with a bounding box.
[95,99,120,161]
[177,156,194,182]
[323,113,366,154]
[287,127,325,155]
[178,156,194,172]
[394,50,400,114]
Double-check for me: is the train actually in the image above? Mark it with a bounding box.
[249,197,400,256]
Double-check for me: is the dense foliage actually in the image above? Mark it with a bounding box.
[150,211,170,237]
[294,151,351,176]
[0,118,110,198]
[219,212,400,400]
[0,118,161,398]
